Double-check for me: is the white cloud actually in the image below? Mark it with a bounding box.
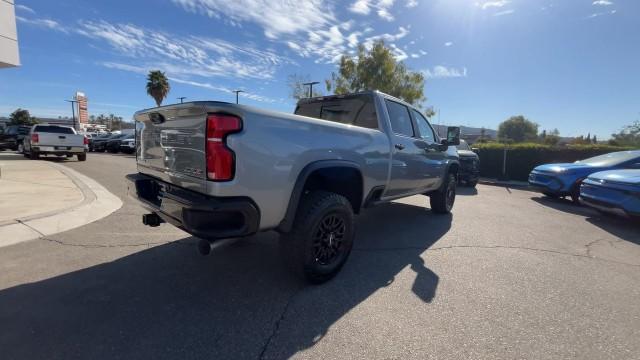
[78,21,288,81]
[586,9,617,18]
[592,0,613,5]
[444,41,453,47]
[406,0,418,8]
[348,0,396,21]
[170,78,276,103]
[423,66,468,79]
[15,4,35,14]
[16,16,68,33]
[493,9,515,16]
[172,0,335,38]
[477,1,510,10]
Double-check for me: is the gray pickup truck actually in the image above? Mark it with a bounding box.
[127,91,460,283]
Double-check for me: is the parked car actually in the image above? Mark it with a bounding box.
[580,169,640,218]
[106,134,132,153]
[23,124,88,161]
[529,150,640,203]
[456,139,480,187]
[127,90,461,283]
[0,125,31,152]
[91,133,119,152]
[119,136,136,154]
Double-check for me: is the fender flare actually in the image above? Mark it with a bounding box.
[277,160,362,233]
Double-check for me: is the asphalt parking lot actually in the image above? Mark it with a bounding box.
[1,152,639,360]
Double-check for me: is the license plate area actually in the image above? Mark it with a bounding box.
[54,146,71,150]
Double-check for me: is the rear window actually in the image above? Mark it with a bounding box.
[294,94,378,129]
[34,125,75,134]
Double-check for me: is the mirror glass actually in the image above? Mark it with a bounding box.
[446,126,460,146]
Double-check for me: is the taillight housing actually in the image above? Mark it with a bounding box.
[206,113,242,181]
[83,136,89,145]
[31,133,39,144]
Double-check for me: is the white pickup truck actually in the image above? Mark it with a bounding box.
[23,124,88,161]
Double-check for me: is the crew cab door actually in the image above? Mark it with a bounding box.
[383,99,434,197]
[410,108,447,190]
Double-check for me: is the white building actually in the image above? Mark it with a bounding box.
[0,0,19,68]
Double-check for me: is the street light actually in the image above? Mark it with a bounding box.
[65,99,78,130]
[177,97,187,104]
[302,81,320,98]
[232,90,244,104]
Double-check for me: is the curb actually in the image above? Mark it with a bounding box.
[0,162,123,248]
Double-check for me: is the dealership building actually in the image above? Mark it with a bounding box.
[0,0,19,68]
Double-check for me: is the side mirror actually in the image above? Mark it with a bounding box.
[446,126,460,146]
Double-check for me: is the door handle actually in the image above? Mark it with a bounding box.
[394,144,405,150]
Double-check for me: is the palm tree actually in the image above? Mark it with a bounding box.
[146,70,170,107]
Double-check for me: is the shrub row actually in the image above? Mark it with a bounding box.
[474,143,635,181]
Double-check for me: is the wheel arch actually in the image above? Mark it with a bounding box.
[278,160,364,233]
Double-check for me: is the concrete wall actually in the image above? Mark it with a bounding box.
[0,0,20,68]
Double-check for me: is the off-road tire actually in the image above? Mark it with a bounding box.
[77,153,87,162]
[281,191,355,284]
[430,173,457,214]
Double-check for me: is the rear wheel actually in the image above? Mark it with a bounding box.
[77,153,87,162]
[30,151,39,160]
[543,192,559,199]
[466,179,478,188]
[281,191,355,284]
[430,173,457,214]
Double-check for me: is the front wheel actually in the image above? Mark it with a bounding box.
[430,173,457,214]
[466,179,478,188]
[281,191,355,284]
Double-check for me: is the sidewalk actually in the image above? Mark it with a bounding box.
[0,153,122,247]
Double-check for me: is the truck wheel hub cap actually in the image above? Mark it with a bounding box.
[313,214,346,265]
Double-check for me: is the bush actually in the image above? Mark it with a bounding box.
[475,142,636,181]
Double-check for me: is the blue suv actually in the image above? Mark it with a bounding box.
[528,150,640,203]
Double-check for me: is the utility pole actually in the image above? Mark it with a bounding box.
[232,90,244,104]
[177,97,187,104]
[65,99,78,130]
[302,81,319,98]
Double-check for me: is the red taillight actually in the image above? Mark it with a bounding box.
[31,133,39,144]
[206,114,242,181]
[83,136,89,145]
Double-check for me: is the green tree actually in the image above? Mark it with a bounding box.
[287,73,323,100]
[326,40,425,107]
[497,116,538,143]
[9,108,38,125]
[542,128,560,145]
[610,121,640,146]
[146,70,170,107]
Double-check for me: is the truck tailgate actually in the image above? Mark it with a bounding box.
[135,105,207,193]
[38,133,84,147]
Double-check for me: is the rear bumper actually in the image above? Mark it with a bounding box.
[126,173,260,240]
[33,146,85,154]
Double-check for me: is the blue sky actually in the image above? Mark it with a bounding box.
[1,0,638,139]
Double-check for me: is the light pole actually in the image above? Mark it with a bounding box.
[65,99,78,130]
[302,81,319,98]
[232,90,244,104]
[177,97,187,104]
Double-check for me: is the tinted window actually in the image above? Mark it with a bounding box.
[18,127,30,135]
[294,94,378,129]
[385,100,414,137]
[411,109,435,143]
[6,127,18,135]
[34,125,75,134]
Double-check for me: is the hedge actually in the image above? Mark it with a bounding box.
[474,143,636,181]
